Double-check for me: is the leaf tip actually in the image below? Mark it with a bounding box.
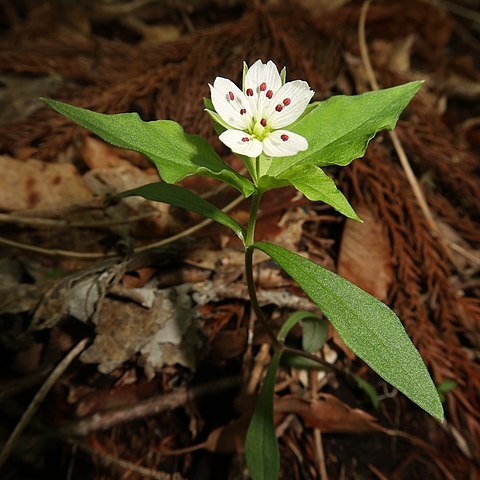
[431,400,445,423]
[40,96,53,106]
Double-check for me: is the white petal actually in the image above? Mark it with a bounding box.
[262,130,308,157]
[219,129,263,157]
[244,60,283,117]
[210,77,252,129]
[267,80,314,129]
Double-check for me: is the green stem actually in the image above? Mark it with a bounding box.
[245,192,283,350]
[245,193,261,247]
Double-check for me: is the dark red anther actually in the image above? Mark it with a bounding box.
[260,118,267,127]
[260,82,267,91]
[242,137,250,142]
[283,98,291,106]
[246,88,254,96]
[275,104,283,112]
[281,134,289,141]
[266,90,273,99]
[240,108,247,115]
[228,91,235,100]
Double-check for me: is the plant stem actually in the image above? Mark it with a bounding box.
[245,193,261,247]
[245,193,283,350]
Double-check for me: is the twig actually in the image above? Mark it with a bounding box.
[0,194,245,258]
[0,366,52,402]
[421,0,480,25]
[358,0,480,268]
[310,371,328,480]
[67,439,184,480]
[358,0,439,237]
[58,375,241,436]
[0,237,111,259]
[0,338,88,471]
[96,0,158,15]
[0,211,159,228]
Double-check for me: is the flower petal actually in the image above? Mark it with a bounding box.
[219,129,263,157]
[267,80,314,129]
[210,77,252,129]
[262,130,308,157]
[244,60,283,117]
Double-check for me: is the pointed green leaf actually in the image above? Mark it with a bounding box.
[258,165,360,221]
[266,82,423,177]
[302,316,329,353]
[117,182,246,243]
[42,98,255,197]
[204,108,231,132]
[253,241,444,421]
[277,310,328,353]
[245,350,282,480]
[352,374,380,409]
[280,352,331,371]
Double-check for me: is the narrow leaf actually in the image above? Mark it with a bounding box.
[117,182,246,243]
[302,316,329,353]
[253,241,444,421]
[277,310,328,353]
[42,98,255,197]
[281,352,331,371]
[352,374,380,409]
[245,350,282,480]
[266,82,423,177]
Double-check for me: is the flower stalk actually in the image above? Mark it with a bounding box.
[245,191,283,350]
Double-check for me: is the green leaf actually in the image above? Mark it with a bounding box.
[42,98,255,197]
[243,61,249,88]
[245,350,282,480]
[436,379,457,402]
[352,374,380,409]
[253,241,444,421]
[277,310,328,353]
[266,82,423,177]
[302,316,329,353]
[260,165,360,221]
[281,352,331,371]
[204,109,231,132]
[117,182,246,243]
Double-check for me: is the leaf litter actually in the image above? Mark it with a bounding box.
[0,1,479,479]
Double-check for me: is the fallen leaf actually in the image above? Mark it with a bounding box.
[337,204,393,301]
[371,35,415,74]
[0,155,94,212]
[81,136,147,170]
[80,284,204,379]
[275,394,384,433]
[203,415,249,454]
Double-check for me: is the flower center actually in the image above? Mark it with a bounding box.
[250,118,270,140]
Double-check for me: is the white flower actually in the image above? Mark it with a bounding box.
[207,60,314,158]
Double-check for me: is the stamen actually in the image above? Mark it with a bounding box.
[228,91,235,101]
[242,137,250,142]
[259,82,267,91]
[275,104,283,112]
[240,108,247,115]
[266,90,273,99]
[283,98,291,106]
[246,88,254,96]
[260,118,267,127]
[281,134,289,141]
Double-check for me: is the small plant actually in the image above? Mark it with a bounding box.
[43,59,443,480]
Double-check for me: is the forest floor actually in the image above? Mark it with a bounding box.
[0,0,479,479]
